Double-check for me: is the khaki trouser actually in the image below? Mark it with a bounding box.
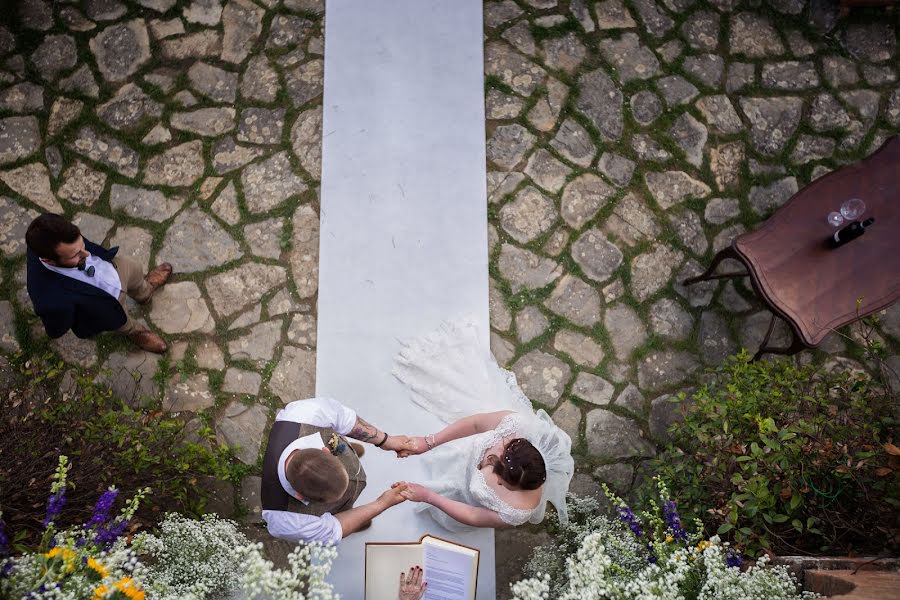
[113,256,152,335]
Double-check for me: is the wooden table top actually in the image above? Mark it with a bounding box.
[734,135,900,347]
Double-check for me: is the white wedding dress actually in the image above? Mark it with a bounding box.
[392,321,575,531]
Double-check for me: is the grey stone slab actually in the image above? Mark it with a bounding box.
[630,0,674,37]
[603,192,660,247]
[144,140,205,186]
[524,149,571,193]
[748,177,798,215]
[594,0,636,29]
[668,112,707,167]
[490,279,512,332]
[57,161,107,207]
[575,68,623,140]
[109,184,183,222]
[188,61,238,103]
[269,345,315,404]
[32,35,78,81]
[206,263,287,318]
[96,351,161,408]
[842,22,895,63]
[649,297,694,341]
[0,83,44,113]
[790,134,835,165]
[163,374,215,412]
[696,95,743,134]
[637,350,699,392]
[59,65,100,99]
[553,329,604,367]
[285,59,324,108]
[515,306,549,344]
[50,331,98,368]
[668,209,708,256]
[597,152,635,187]
[171,107,236,137]
[571,228,623,283]
[184,0,223,26]
[729,12,784,57]
[673,259,717,307]
[644,171,710,210]
[560,174,614,230]
[221,0,265,63]
[238,107,285,145]
[739,310,792,351]
[630,90,662,126]
[241,54,280,102]
[593,463,634,494]
[499,186,557,243]
[655,75,698,107]
[572,372,615,405]
[47,98,84,138]
[90,19,151,82]
[286,313,316,346]
[96,83,163,131]
[585,409,655,458]
[69,126,140,177]
[290,205,319,299]
[604,303,647,360]
[631,134,671,162]
[484,42,547,97]
[630,244,683,302]
[486,89,525,120]
[549,119,595,168]
[698,311,737,365]
[598,33,658,83]
[487,124,535,170]
[726,62,755,94]
[0,116,41,165]
[740,96,803,156]
[0,301,19,353]
[267,14,314,49]
[0,163,61,213]
[498,243,563,292]
[484,0,523,28]
[762,61,819,90]
[228,319,283,362]
[682,10,719,51]
[158,206,243,272]
[542,33,586,75]
[511,349,571,408]
[160,30,222,60]
[683,54,724,89]
[242,151,308,213]
[704,197,740,225]
[544,274,602,327]
[216,401,268,463]
[211,136,268,174]
[149,282,215,334]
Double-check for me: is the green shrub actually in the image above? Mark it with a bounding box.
[647,350,899,557]
[0,352,241,548]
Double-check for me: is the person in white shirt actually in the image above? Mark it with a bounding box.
[261,397,416,544]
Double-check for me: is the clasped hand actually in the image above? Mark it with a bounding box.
[380,435,429,458]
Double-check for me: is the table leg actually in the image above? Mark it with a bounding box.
[683,246,748,285]
[751,313,808,361]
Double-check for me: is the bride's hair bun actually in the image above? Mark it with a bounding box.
[486,438,546,490]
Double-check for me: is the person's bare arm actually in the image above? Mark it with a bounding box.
[335,485,407,537]
[347,415,416,454]
[399,411,514,457]
[396,482,509,528]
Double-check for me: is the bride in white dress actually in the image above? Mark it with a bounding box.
[390,321,575,530]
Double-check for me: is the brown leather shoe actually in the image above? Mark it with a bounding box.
[128,328,168,353]
[350,442,366,458]
[137,262,173,304]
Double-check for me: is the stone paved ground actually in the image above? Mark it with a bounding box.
[0,0,898,585]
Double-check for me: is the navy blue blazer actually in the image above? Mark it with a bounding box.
[26,239,128,339]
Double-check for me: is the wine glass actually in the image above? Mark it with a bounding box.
[840,198,865,221]
[826,212,844,227]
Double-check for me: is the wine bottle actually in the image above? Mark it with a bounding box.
[828,217,874,249]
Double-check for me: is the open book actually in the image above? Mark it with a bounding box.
[365,535,479,600]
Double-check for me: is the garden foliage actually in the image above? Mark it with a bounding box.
[649,351,899,556]
[515,482,816,600]
[0,352,240,548]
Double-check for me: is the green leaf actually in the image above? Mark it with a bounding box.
[717,523,734,534]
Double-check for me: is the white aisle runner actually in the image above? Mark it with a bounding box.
[316,0,493,598]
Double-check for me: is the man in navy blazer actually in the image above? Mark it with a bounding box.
[26,214,173,353]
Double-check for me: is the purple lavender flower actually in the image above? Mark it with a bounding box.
[87,489,119,529]
[616,506,644,538]
[663,499,688,541]
[0,520,8,557]
[43,491,66,528]
[93,518,128,549]
[725,549,743,569]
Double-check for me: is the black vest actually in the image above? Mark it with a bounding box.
[261,421,367,516]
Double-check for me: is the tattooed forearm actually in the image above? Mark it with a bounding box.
[348,416,380,443]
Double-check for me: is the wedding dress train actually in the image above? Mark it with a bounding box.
[393,321,574,531]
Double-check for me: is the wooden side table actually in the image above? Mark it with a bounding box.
[685,135,900,360]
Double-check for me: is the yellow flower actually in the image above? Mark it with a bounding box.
[698,540,711,552]
[93,584,109,600]
[87,558,110,579]
[665,535,674,543]
[109,576,145,600]
[45,547,77,572]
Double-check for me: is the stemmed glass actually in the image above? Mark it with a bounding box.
[826,198,866,227]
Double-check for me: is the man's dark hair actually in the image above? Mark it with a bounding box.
[25,214,81,260]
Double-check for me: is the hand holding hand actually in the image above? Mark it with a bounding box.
[398,565,426,600]
[396,436,429,458]
[381,434,420,457]
[378,484,408,508]
[394,481,432,504]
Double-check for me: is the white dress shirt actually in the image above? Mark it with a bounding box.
[41,254,122,299]
[262,397,358,544]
